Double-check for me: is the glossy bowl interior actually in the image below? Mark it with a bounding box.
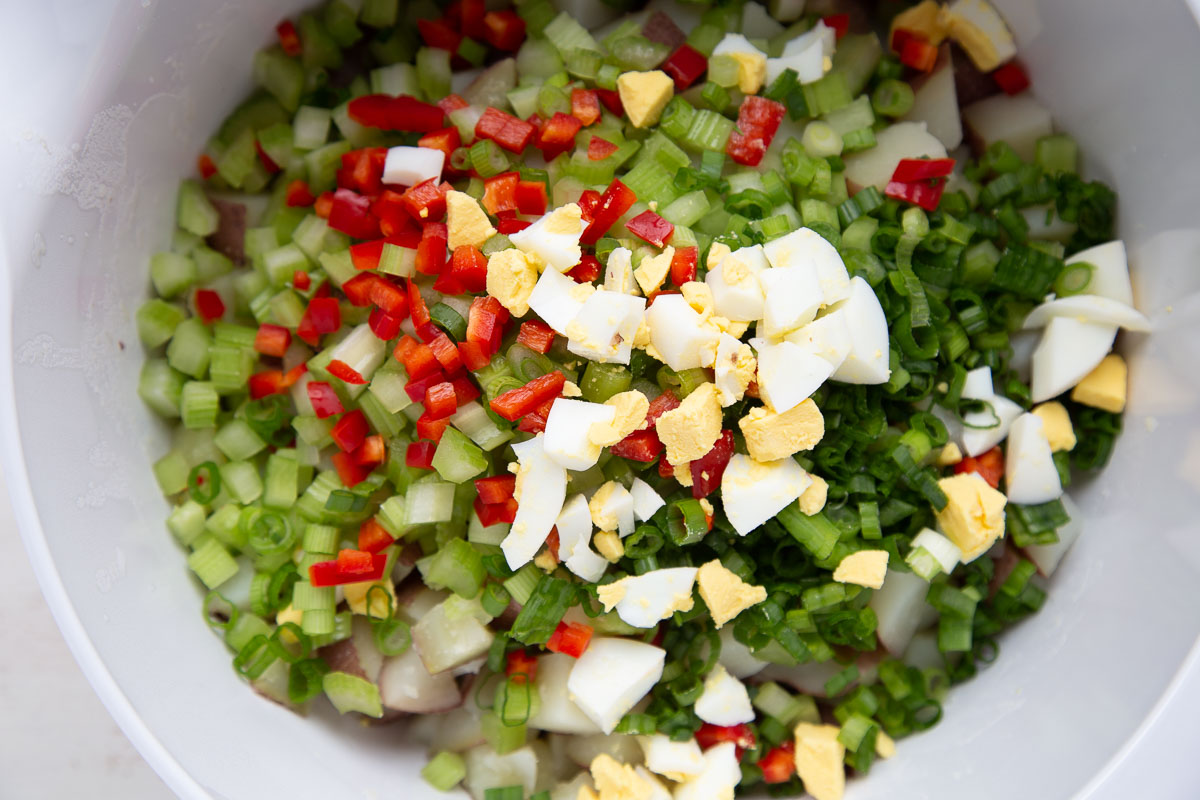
[3,1,1200,798]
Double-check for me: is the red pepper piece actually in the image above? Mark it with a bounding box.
[567,255,603,284]
[458,340,491,371]
[372,190,416,237]
[337,147,388,195]
[358,518,395,554]
[661,43,708,91]
[595,88,624,116]
[483,10,526,51]
[406,440,438,469]
[255,140,281,174]
[350,239,386,271]
[331,409,369,453]
[757,742,797,784]
[626,210,675,248]
[490,371,566,421]
[609,429,664,463]
[459,0,487,39]
[483,172,520,215]
[194,289,225,323]
[369,277,409,318]
[645,390,681,427]
[588,137,619,161]
[424,381,458,419]
[331,450,370,488]
[248,370,286,399]
[400,178,449,222]
[197,154,217,180]
[466,296,506,354]
[308,549,387,586]
[505,650,538,683]
[293,270,311,291]
[406,370,449,405]
[328,359,367,385]
[354,435,386,467]
[822,13,849,39]
[670,246,698,286]
[954,445,1004,489]
[546,621,594,658]
[368,308,403,341]
[416,411,452,442]
[418,17,462,52]
[396,337,441,381]
[884,179,946,211]
[347,94,446,133]
[407,279,431,328]
[899,34,938,72]
[286,179,316,207]
[891,158,956,182]
[536,112,582,159]
[254,324,291,358]
[475,495,519,526]
[577,189,602,221]
[517,320,556,354]
[992,60,1031,95]
[440,245,489,294]
[341,273,378,307]
[726,95,786,167]
[474,475,516,505]
[571,89,602,126]
[475,107,536,154]
[690,430,735,498]
[276,20,302,56]
[581,179,638,245]
[307,381,344,418]
[416,222,449,276]
[437,94,469,115]
[496,217,530,234]
[328,189,381,240]
[307,297,342,335]
[427,332,463,374]
[514,180,548,216]
[450,375,481,405]
[695,723,756,758]
[314,192,334,219]
[417,126,462,167]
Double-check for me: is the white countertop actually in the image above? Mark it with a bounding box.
[0,466,171,800]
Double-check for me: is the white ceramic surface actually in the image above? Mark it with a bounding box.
[2,1,1200,798]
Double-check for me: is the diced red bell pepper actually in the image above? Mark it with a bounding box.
[658,458,675,478]
[588,137,619,161]
[505,650,538,683]
[514,180,548,216]
[407,279,431,328]
[427,332,463,373]
[884,179,946,211]
[474,475,516,505]
[992,60,1031,95]
[418,17,462,52]
[417,126,462,167]
[645,390,681,427]
[483,10,526,51]
[328,359,367,385]
[670,246,698,286]
[401,178,449,222]
[545,527,560,561]
[248,370,286,399]
[475,495,519,526]
[726,95,786,167]
[475,107,536,154]
[331,450,371,488]
[354,435,386,467]
[892,158,956,182]
[314,192,334,219]
[254,324,291,358]
[458,340,491,371]
[368,308,403,341]
[483,172,520,215]
[546,621,593,658]
[347,94,446,133]
[358,518,395,554]
[416,222,449,276]
[609,429,664,463]
[350,238,386,271]
[581,179,638,245]
[695,723,756,757]
[255,140,281,174]
[342,273,378,307]
[450,375,481,405]
[286,179,316,207]
[276,19,302,56]
[416,411,452,442]
[954,445,1004,489]
[307,381,344,418]
[822,13,850,39]
[517,320,556,354]
[338,147,388,195]
[309,549,387,586]
[595,88,624,116]
[757,742,797,784]
[690,429,735,499]
[293,270,311,291]
[440,245,489,294]
[197,154,217,180]
[370,277,409,319]
[496,217,530,234]
[661,43,708,91]
[571,89,602,126]
[577,189,602,221]
[536,112,582,159]
[296,296,341,346]
[516,407,549,433]
[331,409,369,453]
[372,190,417,237]
[466,296,507,354]
[437,94,469,115]
[396,337,441,381]
[626,210,675,247]
[899,34,938,72]
[567,255,603,284]
[194,289,225,323]
[490,371,566,421]
[424,381,458,419]
[406,369,449,405]
[328,189,381,240]
[406,440,438,469]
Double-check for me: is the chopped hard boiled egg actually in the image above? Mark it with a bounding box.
[639,735,705,781]
[944,0,1018,72]
[934,473,1008,562]
[694,665,755,726]
[597,566,698,628]
[909,528,963,575]
[711,33,768,94]
[630,478,665,521]
[1071,353,1127,413]
[713,334,758,407]
[590,391,650,447]
[501,435,567,569]
[567,637,666,734]
[544,399,617,471]
[890,0,950,46]
[616,70,675,128]
[1030,316,1117,403]
[1004,412,1063,505]
[697,560,768,628]
[605,247,639,295]
[785,310,853,371]
[645,295,721,371]
[557,494,608,583]
[827,277,891,384]
[381,145,445,187]
[633,246,675,296]
[1031,401,1077,451]
[738,399,824,462]
[528,653,603,735]
[762,227,851,305]
[721,454,813,536]
[672,742,742,800]
[960,393,1023,457]
[753,339,835,413]
[832,550,890,589]
[1066,240,1133,305]
[529,265,592,335]
[799,474,829,516]
[758,264,823,336]
[589,754,663,800]
[655,383,723,465]
[794,723,846,800]
[445,190,496,250]
[706,245,767,322]
[567,289,647,365]
[1021,294,1151,333]
[589,480,636,538]
[486,248,540,316]
[509,203,586,272]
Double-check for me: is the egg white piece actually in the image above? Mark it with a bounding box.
[759,263,823,336]
[722,454,813,536]
[640,735,705,780]
[646,294,721,371]
[783,19,836,58]
[714,333,750,407]
[1021,294,1151,333]
[711,32,767,59]
[827,277,891,384]
[754,339,834,413]
[528,653,603,735]
[1004,412,1063,504]
[528,266,588,335]
[501,435,567,570]
[556,494,607,583]
[762,227,850,304]
[593,481,636,538]
[606,567,698,628]
[1066,240,1133,306]
[543,399,616,471]
[785,309,853,370]
[603,246,638,295]
[910,528,963,574]
[706,245,768,321]
[508,210,587,272]
[694,665,755,726]
[567,637,666,734]
[1030,316,1118,403]
[464,745,539,800]
[960,393,1024,457]
[566,289,646,364]
[869,568,931,654]
[717,625,768,679]
[382,145,445,187]
[767,37,825,85]
[673,742,742,800]
[630,477,666,522]
[962,366,994,400]
[1025,492,1084,576]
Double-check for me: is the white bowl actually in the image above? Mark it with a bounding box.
[3,0,1200,797]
